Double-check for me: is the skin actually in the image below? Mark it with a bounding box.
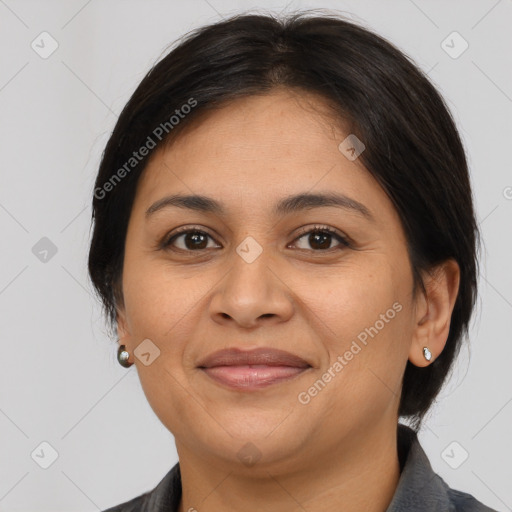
[116,88,460,512]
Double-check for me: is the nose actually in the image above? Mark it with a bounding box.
[208,247,294,329]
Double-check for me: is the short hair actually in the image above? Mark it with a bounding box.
[88,10,481,431]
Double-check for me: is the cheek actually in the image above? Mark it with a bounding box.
[291,261,406,344]
[297,260,412,397]
[122,256,201,338]
[121,258,196,428]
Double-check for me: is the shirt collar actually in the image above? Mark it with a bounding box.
[385,423,453,511]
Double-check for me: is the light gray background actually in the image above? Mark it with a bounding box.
[0,0,511,511]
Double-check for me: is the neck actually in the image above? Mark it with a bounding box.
[176,420,401,512]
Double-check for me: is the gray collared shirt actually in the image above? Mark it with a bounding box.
[102,424,498,511]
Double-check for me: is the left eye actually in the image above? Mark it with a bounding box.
[290,227,350,251]
[162,226,350,252]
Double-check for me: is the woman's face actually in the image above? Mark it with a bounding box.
[117,88,422,471]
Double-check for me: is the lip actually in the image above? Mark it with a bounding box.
[197,347,312,391]
[197,347,311,368]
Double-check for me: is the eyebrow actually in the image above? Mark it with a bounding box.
[145,192,375,222]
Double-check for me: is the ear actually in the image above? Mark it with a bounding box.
[409,259,460,367]
[116,306,131,347]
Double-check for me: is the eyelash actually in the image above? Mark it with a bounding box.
[159,224,351,253]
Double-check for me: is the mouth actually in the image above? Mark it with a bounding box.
[197,347,312,391]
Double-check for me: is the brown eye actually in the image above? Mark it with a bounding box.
[160,225,350,254]
[163,229,219,251]
[291,226,350,251]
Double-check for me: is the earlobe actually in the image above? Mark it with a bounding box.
[408,259,460,367]
[115,309,134,367]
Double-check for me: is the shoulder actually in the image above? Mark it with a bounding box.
[100,462,182,512]
[447,487,499,512]
[388,424,498,512]
[102,493,148,512]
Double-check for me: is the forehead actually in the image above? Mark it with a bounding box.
[132,90,390,223]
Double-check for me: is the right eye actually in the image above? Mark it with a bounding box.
[162,227,221,252]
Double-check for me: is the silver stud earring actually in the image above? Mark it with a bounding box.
[423,347,432,361]
[117,344,133,368]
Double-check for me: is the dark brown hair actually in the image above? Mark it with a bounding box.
[88,10,481,431]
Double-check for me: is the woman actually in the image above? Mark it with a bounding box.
[89,10,497,512]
